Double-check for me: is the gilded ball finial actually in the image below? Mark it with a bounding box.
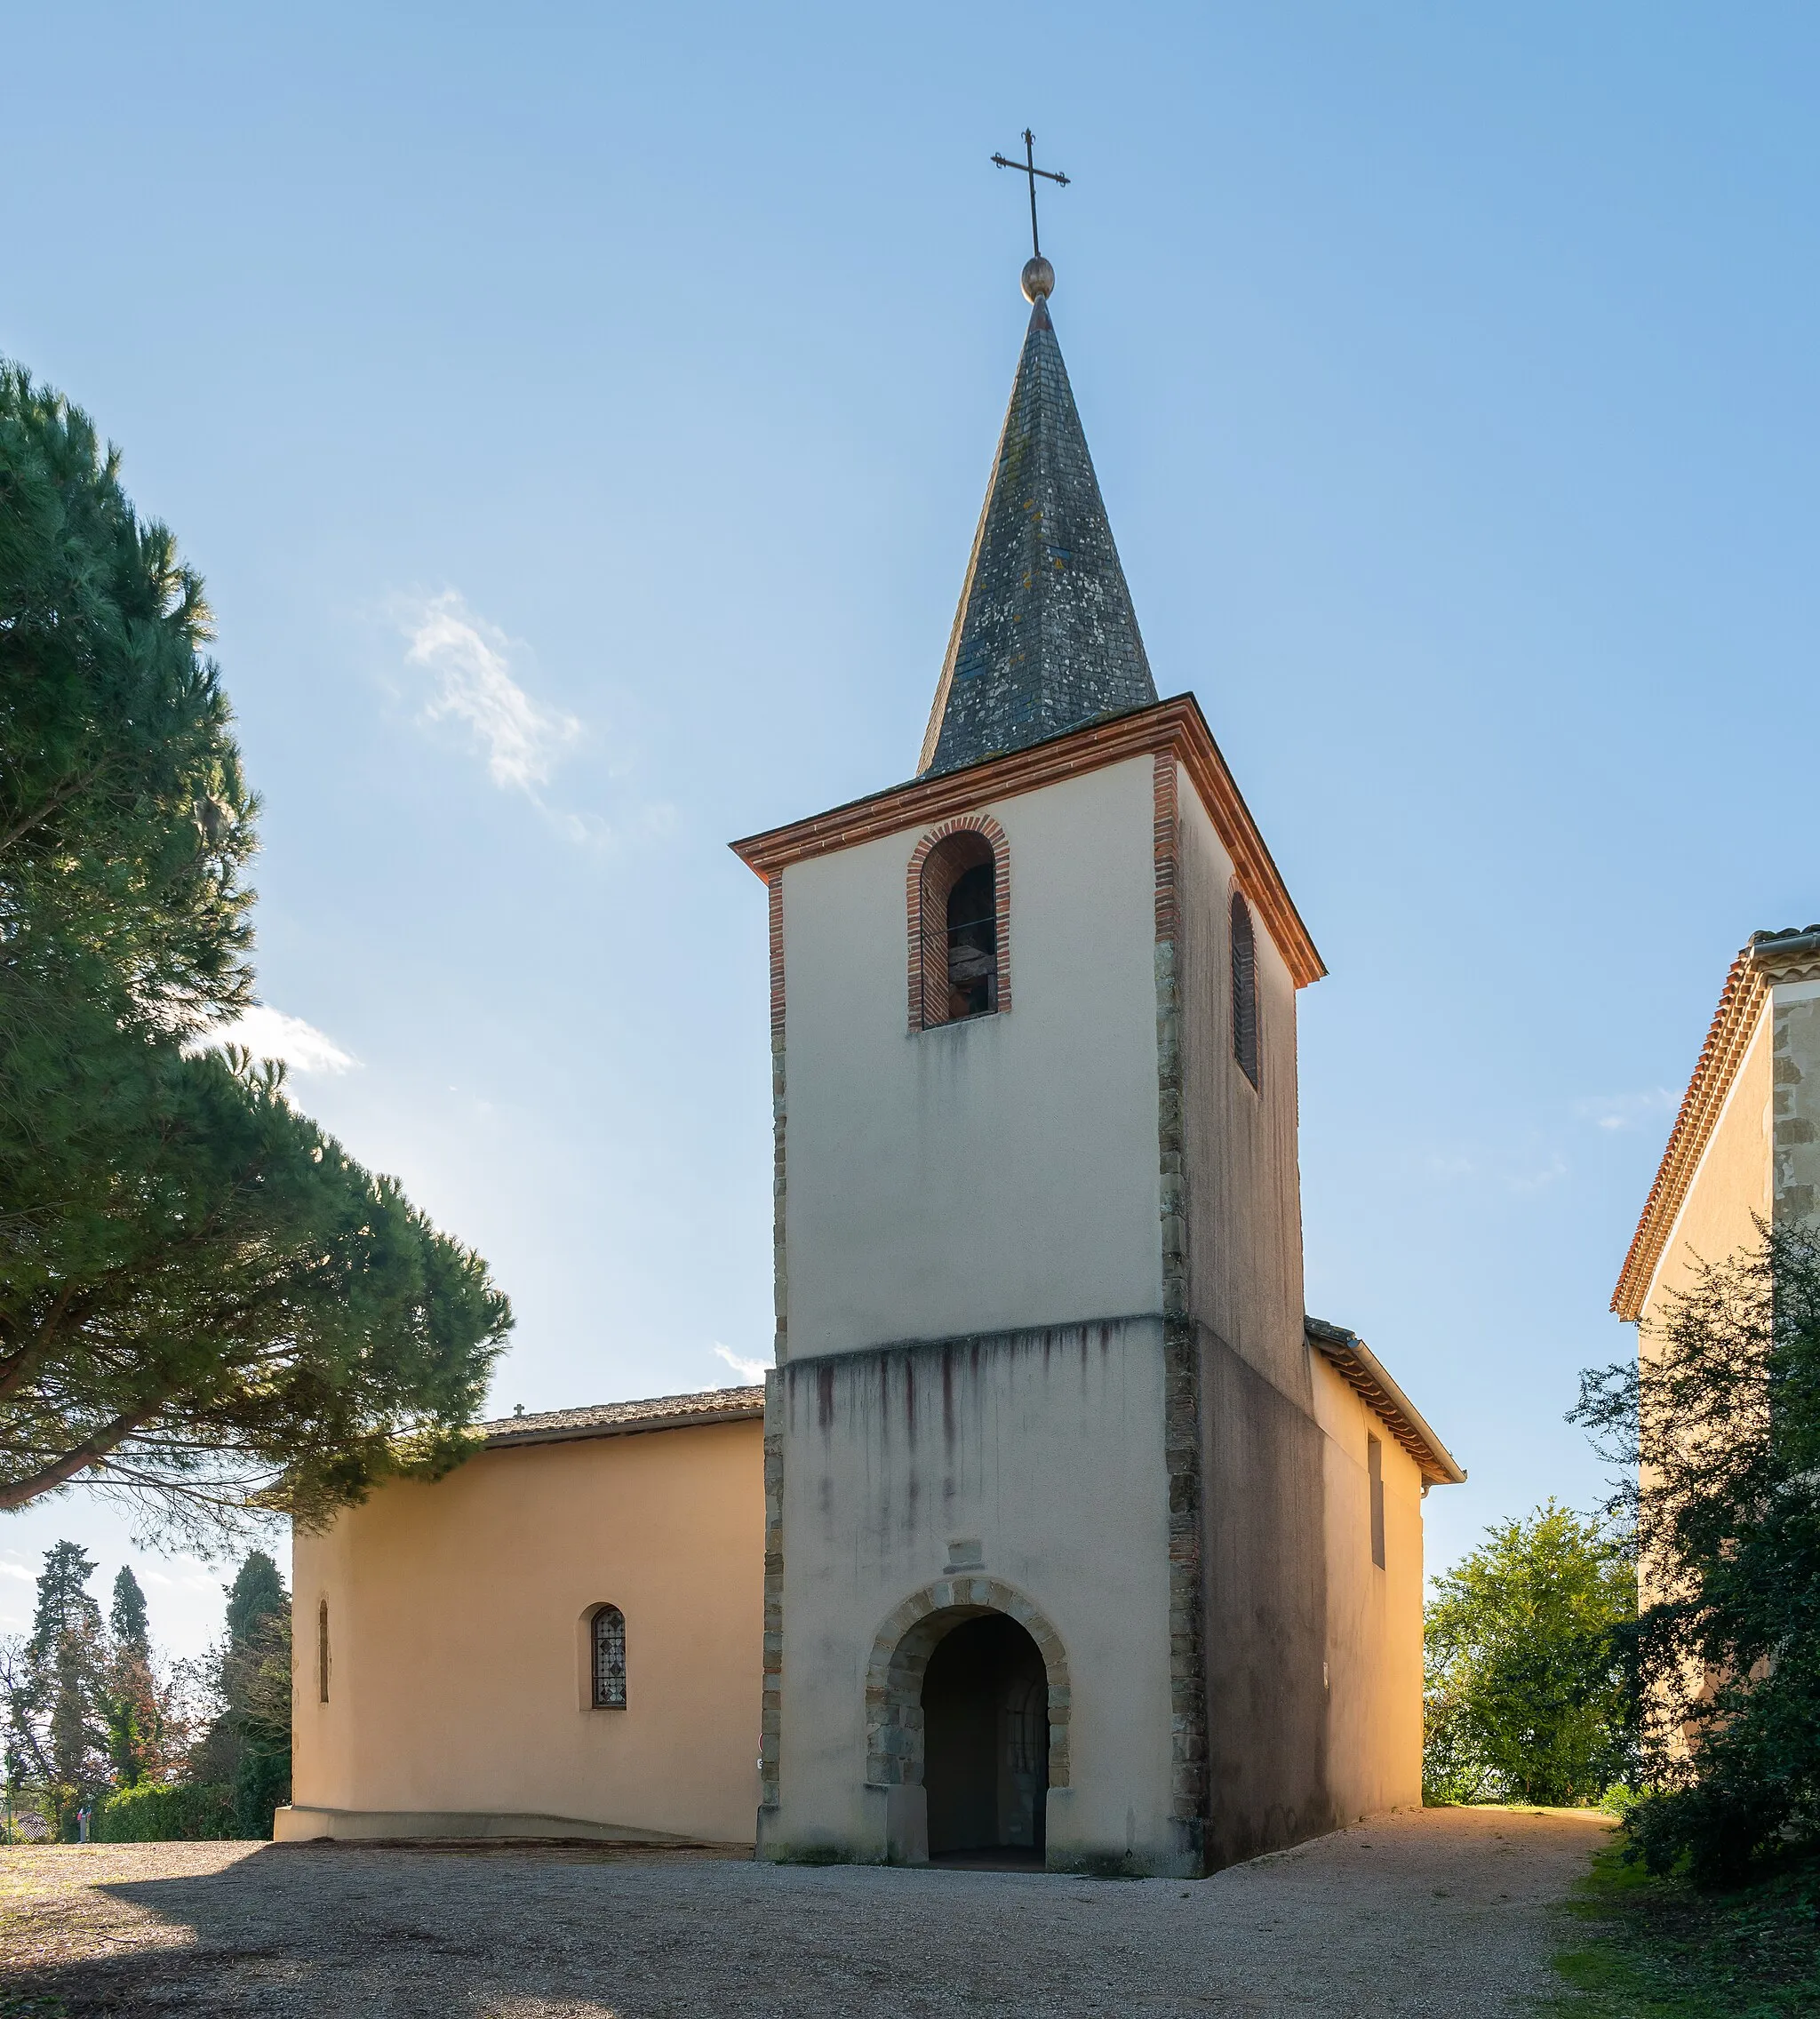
[1021,255,1055,303]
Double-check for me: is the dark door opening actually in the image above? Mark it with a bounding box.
[922,1612,1050,1864]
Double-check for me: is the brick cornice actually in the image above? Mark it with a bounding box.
[1611,929,1820,1321]
[730,696,1327,991]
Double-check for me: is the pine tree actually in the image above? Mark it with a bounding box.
[0,367,512,1539]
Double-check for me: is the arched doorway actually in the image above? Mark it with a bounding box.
[922,1612,1050,1862]
[865,1576,1070,1867]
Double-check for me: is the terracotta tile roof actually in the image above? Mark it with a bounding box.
[1611,925,1820,1322]
[478,1386,765,1450]
[1305,1317,1465,1487]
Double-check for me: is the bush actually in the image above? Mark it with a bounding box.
[94,1781,235,1841]
[232,1745,290,1840]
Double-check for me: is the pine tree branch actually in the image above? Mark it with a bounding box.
[0,759,114,858]
[0,1402,172,1512]
[0,1283,84,1407]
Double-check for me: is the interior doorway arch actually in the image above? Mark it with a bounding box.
[922,1612,1050,1857]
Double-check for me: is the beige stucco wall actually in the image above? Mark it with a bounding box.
[1639,997,1774,1331]
[288,1418,764,1844]
[778,754,1165,1360]
[1312,1358,1426,1820]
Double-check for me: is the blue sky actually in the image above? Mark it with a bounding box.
[4,2,1816,1654]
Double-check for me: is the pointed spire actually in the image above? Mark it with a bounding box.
[918,275,1157,778]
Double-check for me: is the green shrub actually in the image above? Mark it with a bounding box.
[1573,1225,1820,1882]
[1423,1502,1636,1807]
[94,1782,235,1841]
[232,1745,290,1840]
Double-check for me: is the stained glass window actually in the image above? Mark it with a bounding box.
[592,1605,627,1709]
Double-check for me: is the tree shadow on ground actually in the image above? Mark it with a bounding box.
[0,1841,740,2018]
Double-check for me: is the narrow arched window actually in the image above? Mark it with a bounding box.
[1231,891,1260,1089]
[591,1604,627,1709]
[917,829,1000,1025]
[317,1600,331,1704]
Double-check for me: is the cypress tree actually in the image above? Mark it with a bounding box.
[109,1567,150,1653]
[223,1553,284,1651]
[103,1564,160,1789]
[215,1552,292,1838]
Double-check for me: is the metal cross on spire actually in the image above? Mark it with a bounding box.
[991,128,1069,260]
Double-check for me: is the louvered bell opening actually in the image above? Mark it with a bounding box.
[1231,892,1260,1090]
[946,862,999,1020]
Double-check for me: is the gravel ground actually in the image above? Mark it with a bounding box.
[0,1805,1608,2016]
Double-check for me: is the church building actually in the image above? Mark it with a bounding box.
[278,251,1464,1876]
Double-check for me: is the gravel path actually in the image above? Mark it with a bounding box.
[0,1805,1608,2016]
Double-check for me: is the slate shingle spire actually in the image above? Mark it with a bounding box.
[918,268,1157,778]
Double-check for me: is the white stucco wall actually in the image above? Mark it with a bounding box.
[766,1320,1180,1871]
[779,754,1165,1359]
[1175,762,1308,1397]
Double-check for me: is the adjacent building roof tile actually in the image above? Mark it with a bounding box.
[1611,925,1820,1321]
[478,1386,764,1450]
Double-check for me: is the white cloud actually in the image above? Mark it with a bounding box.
[401,590,579,794]
[0,1560,31,1582]
[713,1344,769,1385]
[1573,1089,1679,1134]
[140,1564,217,1593]
[1508,1153,1569,1195]
[200,1006,356,1075]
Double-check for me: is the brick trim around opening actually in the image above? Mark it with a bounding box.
[905,814,1012,1033]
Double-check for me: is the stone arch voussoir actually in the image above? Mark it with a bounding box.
[863,1577,1071,1790]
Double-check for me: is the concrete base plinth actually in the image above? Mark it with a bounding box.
[273,1805,749,1849]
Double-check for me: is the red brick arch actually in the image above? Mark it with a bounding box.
[906,814,1011,1032]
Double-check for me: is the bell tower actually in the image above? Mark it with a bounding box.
[731,246,1451,1875]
